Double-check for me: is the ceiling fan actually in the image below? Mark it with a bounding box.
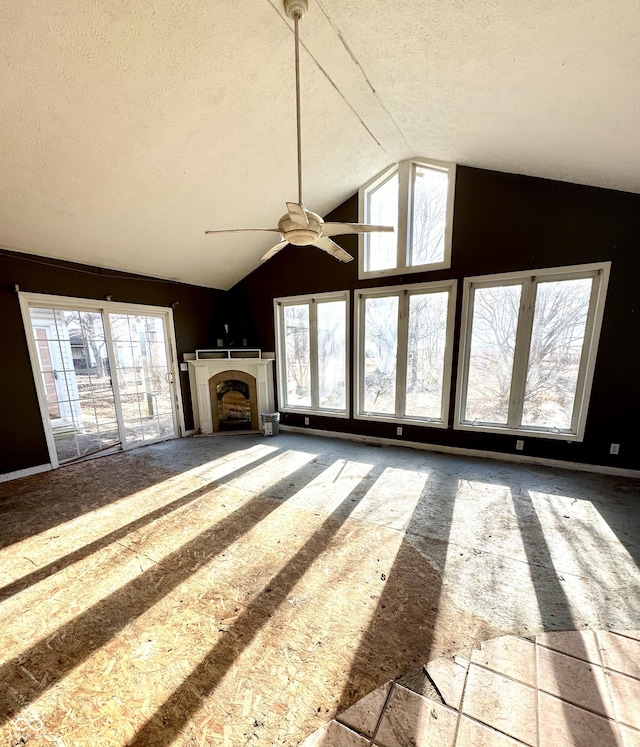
[204,0,393,263]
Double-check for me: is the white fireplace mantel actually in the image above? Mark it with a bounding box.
[187,357,275,433]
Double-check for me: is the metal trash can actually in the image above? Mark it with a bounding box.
[261,412,280,436]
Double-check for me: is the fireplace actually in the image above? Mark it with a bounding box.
[209,370,259,431]
[187,354,275,434]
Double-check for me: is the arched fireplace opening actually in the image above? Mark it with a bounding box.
[209,370,259,431]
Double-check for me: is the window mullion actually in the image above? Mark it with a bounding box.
[439,285,456,424]
[396,291,409,418]
[508,279,536,428]
[356,292,365,416]
[397,160,411,272]
[458,282,476,424]
[275,303,284,407]
[570,273,599,433]
[309,300,319,411]
[102,310,127,444]
[343,297,350,416]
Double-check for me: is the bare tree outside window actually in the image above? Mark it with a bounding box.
[365,172,398,272]
[109,313,175,443]
[317,301,346,410]
[283,304,311,407]
[363,296,398,414]
[65,310,118,447]
[358,284,455,422]
[279,297,347,413]
[522,278,592,429]
[463,275,596,431]
[405,291,449,418]
[411,165,448,267]
[465,284,522,424]
[360,159,454,279]
[72,311,108,377]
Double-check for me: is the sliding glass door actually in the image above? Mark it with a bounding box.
[109,313,176,445]
[22,295,181,467]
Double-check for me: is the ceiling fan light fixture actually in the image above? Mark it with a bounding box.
[278,209,322,245]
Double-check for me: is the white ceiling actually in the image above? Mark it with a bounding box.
[1,1,639,290]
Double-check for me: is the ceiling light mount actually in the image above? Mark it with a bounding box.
[284,0,308,21]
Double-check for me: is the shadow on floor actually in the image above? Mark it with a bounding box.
[0,446,284,603]
[0,450,330,726]
[126,464,389,745]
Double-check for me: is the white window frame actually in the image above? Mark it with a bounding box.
[358,157,456,280]
[454,262,611,441]
[18,292,185,469]
[355,279,457,427]
[274,290,350,418]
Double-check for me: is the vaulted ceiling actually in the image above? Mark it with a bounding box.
[2,1,639,290]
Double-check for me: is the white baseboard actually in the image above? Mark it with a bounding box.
[280,426,640,479]
[182,429,196,437]
[0,463,52,483]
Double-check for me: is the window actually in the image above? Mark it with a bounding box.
[355,280,457,426]
[455,263,610,440]
[274,291,349,417]
[358,158,456,279]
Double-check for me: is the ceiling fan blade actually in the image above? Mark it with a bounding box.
[313,236,354,263]
[260,240,289,262]
[204,228,282,235]
[322,223,394,237]
[286,202,309,227]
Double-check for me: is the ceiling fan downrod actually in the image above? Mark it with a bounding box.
[284,0,308,206]
[203,0,392,265]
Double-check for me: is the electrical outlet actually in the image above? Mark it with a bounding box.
[610,443,620,455]
[179,362,188,372]
[396,426,403,436]
[516,439,524,451]
[304,417,310,426]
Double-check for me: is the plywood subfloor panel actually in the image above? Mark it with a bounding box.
[1,434,638,745]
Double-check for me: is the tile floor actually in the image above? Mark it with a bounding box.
[303,630,640,746]
[0,433,638,745]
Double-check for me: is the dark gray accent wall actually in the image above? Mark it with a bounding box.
[230,166,640,471]
[0,250,225,476]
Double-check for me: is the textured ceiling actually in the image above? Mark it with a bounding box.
[1,0,639,290]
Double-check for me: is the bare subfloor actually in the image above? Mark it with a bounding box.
[0,433,638,745]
